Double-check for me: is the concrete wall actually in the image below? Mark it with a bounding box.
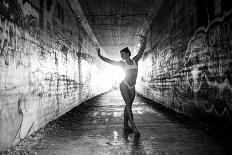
[137,0,232,120]
[0,0,113,151]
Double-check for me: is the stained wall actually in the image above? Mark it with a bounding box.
[137,0,232,120]
[0,0,113,151]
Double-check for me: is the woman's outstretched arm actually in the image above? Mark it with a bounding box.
[133,35,147,62]
[97,48,123,67]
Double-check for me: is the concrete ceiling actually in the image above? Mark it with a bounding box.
[78,0,165,59]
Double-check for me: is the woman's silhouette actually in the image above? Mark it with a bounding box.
[97,35,146,134]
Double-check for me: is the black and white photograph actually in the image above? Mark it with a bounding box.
[0,0,232,154]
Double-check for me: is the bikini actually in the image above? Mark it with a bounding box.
[123,59,138,89]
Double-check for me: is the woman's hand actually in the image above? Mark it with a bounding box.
[138,35,146,40]
[138,35,146,44]
[96,48,101,56]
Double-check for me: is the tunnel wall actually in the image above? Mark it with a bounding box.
[0,0,113,151]
[137,0,232,121]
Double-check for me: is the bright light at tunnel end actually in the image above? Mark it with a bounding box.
[105,66,125,86]
[112,66,125,82]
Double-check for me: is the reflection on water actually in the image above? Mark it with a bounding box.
[113,111,123,117]
[122,130,148,155]
[35,90,232,155]
[92,112,98,116]
[133,106,157,114]
[96,107,156,117]
[94,111,124,117]
[113,131,118,140]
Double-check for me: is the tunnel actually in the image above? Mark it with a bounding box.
[0,0,232,154]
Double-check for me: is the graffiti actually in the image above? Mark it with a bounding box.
[0,96,23,149]
[22,15,39,37]
[0,13,40,148]
[15,95,37,141]
[0,0,113,152]
[138,6,232,119]
[0,0,39,32]
[0,16,21,65]
[0,0,24,26]
[32,71,79,96]
[76,52,95,63]
[0,0,39,66]
[184,11,232,118]
[184,28,208,93]
[0,15,38,66]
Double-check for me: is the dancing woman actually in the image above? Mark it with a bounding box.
[97,35,146,134]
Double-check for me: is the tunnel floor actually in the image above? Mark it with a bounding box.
[7,89,232,155]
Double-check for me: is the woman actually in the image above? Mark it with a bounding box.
[97,35,146,134]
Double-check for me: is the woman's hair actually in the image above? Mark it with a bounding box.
[120,47,131,56]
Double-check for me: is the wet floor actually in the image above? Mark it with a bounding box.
[37,89,232,155]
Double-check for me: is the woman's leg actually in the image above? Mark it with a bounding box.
[128,86,135,125]
[123,107,129,129]
[128,87,139,133]
[120,82,139,133]
[120,82,130,129]
[124,88,135,127]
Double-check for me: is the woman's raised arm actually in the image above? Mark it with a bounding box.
[97,48,123,67]
[133,35,146,62]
